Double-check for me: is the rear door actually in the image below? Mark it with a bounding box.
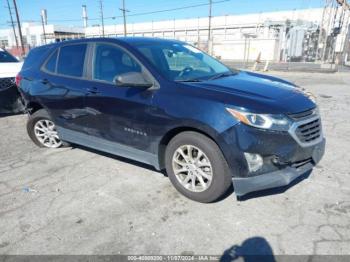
[40,43,91,134]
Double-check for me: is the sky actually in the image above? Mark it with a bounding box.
[0,0,324,28]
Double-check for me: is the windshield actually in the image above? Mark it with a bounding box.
[0,50,18,63]
[135,42,231,82]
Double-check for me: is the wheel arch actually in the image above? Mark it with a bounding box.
[157,125,220,170]
[26,101,44,115]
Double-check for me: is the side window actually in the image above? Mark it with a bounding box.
[57,44,87,77]
[44,50,58,73]
[93,44,142,83]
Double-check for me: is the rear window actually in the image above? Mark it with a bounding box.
[57,44,87,77]
[22,46,52,71]
[0,50,18,63]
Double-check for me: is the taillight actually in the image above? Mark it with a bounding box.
[15,73,22,87]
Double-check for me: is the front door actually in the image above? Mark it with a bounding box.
[83,43,156,153]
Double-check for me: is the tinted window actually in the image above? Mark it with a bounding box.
[44,50,58,73]
[93,44,141,83]
[22,46,51,70]
[57,44,87,77]
[0,50,18,62]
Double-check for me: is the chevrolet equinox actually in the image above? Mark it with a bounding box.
[18,38,325,202]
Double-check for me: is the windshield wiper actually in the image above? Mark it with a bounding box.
[208,70,238,81]
[175,79,203,82]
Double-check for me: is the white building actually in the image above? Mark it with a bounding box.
[85,9,325,61]
[0,22,84,49]
[0,8,348,63]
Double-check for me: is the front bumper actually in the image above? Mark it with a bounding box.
[232,138,325,196]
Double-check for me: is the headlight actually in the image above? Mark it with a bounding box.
[226,108,292,131]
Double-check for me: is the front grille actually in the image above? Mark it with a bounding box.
[288,108,323,147]
[291,158,313,169]
[0,77,16,91]
[295,118,321,143]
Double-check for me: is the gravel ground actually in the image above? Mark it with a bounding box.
[0,72,349,256]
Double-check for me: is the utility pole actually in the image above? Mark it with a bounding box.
[82,5,88,28]
[208,0,213,54]
[99,0,105,37]
[12,0,25,56]
[41,9,47,45]
[317,0,337,63]
[6,0,18,49]
[119,0,129,36]
[336,0,350,66]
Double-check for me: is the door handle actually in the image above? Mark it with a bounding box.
[41,79,50,85]
[86,87,100,94]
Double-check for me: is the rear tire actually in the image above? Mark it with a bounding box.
[27,109,69,148]
[165,131,232,203]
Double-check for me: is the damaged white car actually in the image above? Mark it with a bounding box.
[0,48,24,114]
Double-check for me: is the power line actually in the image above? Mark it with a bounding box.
[124,0,230,17]
[16,0,230,24]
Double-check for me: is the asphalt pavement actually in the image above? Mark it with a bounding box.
[0,72,349,256]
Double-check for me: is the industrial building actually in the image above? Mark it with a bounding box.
[84,9,325,61]
[0,22,84,55]
[1,7,349,64]
[84,8,350,64]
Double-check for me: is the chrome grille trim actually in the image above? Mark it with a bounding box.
[288,109,314,120]
[288,112,323,147]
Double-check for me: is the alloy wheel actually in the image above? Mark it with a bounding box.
[34,119,62,148]
[172,145,213,192]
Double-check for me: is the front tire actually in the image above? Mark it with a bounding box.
[27,109,68,148]
[165,131,232,203]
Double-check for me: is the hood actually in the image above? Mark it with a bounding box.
[0,62,23,78]
[185,71,315,114]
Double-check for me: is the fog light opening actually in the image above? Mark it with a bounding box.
[244,153,263,173]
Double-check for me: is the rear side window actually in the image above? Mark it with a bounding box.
[44,50,58,73]
[57,44,87,77]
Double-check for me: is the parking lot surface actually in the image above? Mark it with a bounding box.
[0,72,349,256]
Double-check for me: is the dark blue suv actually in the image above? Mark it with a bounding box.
[18,37,325,202]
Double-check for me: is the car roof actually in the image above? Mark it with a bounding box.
[42,37,185,48]
[117,37,185,46]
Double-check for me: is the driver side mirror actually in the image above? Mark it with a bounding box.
[114,72,153,88]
